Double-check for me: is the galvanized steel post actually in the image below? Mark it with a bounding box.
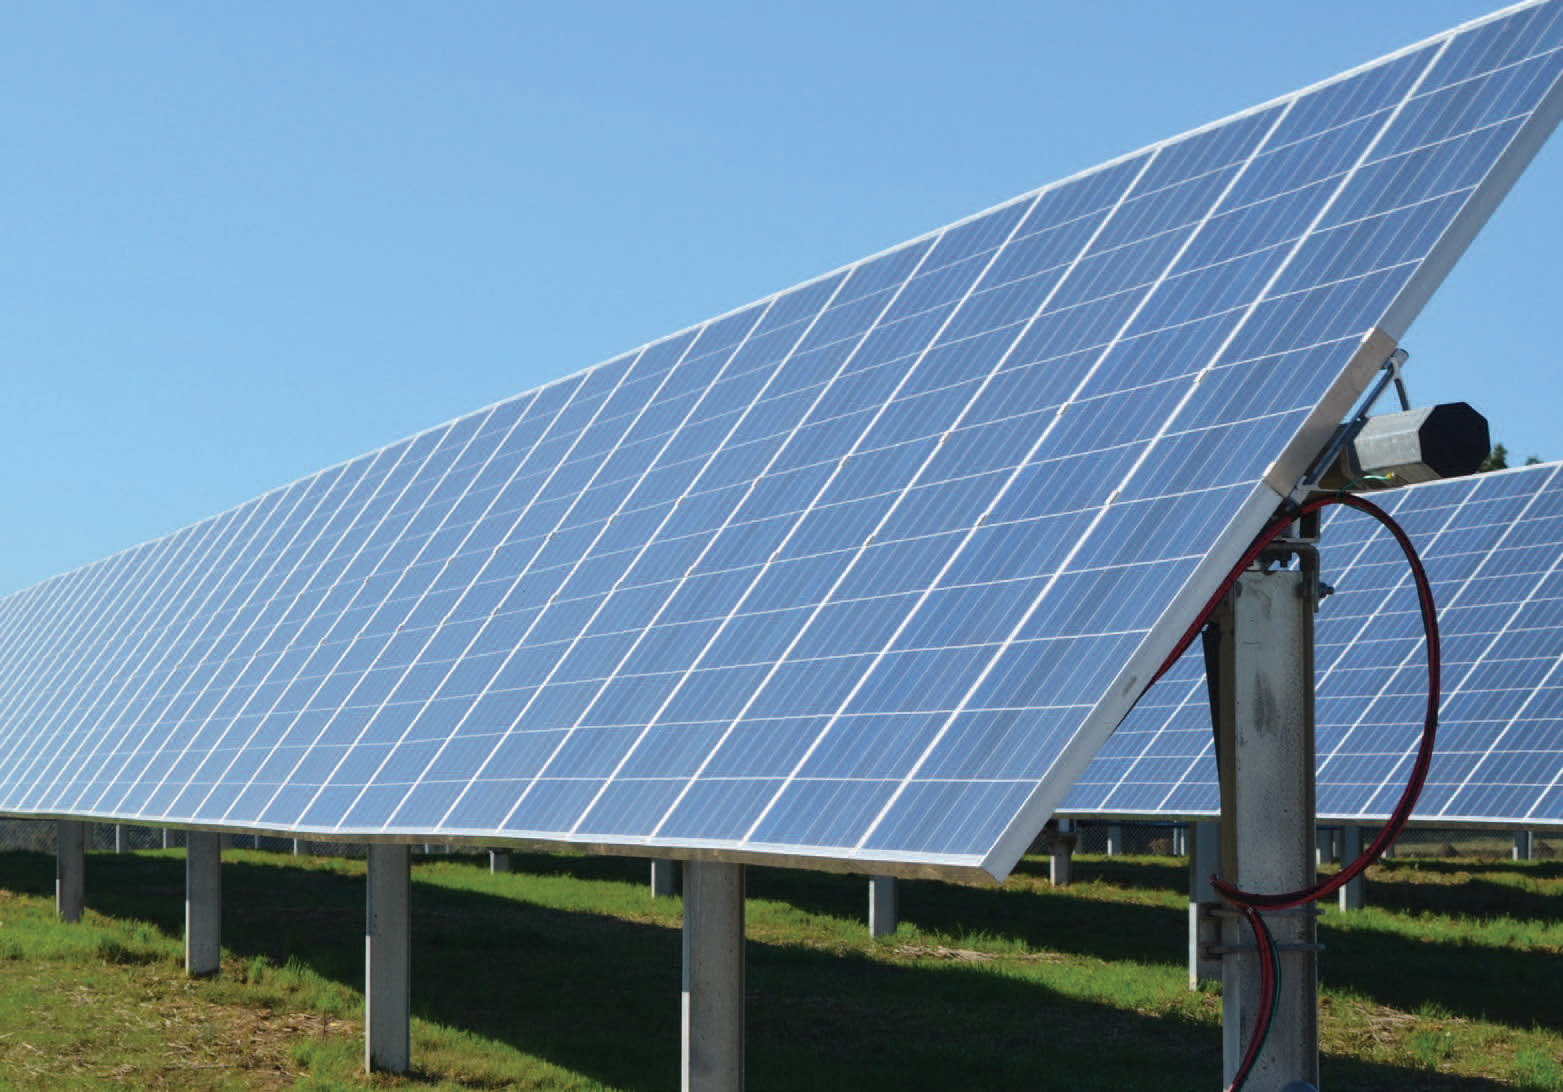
[185,831,222,976]
[56,820,84,922]
[868,875,897,937]
[682,861,744,1092]
[1210,564,1321,1090]
[365,843,412,1074]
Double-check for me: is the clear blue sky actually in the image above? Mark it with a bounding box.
[3,1,1558,597]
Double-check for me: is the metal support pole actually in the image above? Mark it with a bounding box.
[1049,818,1076,886]
[1106,822,1123,856]
[1173,823,1188,857]
[185,831,222,976]
[1210,564,1320,1090]
[115,824,126,853]
[868,875,897,938]
[1189,820,1221,989]
[682,861,744,1092]
[1339,825,1365,911]
[56,820,85,923]
[491,850,512,874]
[1315,826,1337,865]
[651,858,677,896]
[1514,830,1534,861]
[365,844,411,1074]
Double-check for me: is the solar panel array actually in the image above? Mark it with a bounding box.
[1065,460,1563,826]
[1,3,1561,880]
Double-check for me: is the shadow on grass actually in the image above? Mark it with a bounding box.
[0,849,1528,1091]
[1351,858,1563,921]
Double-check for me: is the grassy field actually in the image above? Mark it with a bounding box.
[0,848,1559,1090]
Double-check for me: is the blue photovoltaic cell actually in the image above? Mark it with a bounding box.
[1064,461,1563,827]
[2,3,1562,880]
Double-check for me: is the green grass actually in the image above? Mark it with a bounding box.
[0,848,1560,1089]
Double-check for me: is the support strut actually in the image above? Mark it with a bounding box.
[1206,558,1321,1090]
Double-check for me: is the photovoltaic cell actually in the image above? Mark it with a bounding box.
[1064,461,1563,827]
[2,3,1562,880]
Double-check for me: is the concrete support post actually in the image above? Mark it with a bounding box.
[651,858,677,897]
[1210,565,1320,1091]
[185,831,222,976]
[56,820,85,923]
[682,861,744,1092]
[365,844,411,1075]
[1049,818,1075,886]
[115,824,126,853]
[1514,830,1535,861]
[1172,823,1188,857]
[162,828,171,850]
[1106,822,1123,856]
[491,850,512,874]
[1189,821,1221,989]
[868,875,897,938]
[1338,825,1365,912]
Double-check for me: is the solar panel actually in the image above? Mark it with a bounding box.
[1064,460,1563,826]
[2,3,1562,881]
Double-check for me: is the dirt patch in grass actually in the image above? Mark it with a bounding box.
[153,994,355,1089]
[0,958,357,1091]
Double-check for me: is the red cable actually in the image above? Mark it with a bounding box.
[1222,906,1278,1092]
[1155,492,1441,1091]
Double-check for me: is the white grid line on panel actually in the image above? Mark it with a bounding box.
[120,451,405,818]
[107,456,399,818]
[1314,467,1563,797]
[1436,481,1563,816]
[484,250,958,830]
[89,462,378,814]
[253,369,634,827]
[720,151,1175,846]
[78,478,356,815]
[3,519,227,783]
[167,429,453,819]
[236,394,564,822]
[0,538,139,748]
[277,356,646,824]
[222,389,560,825]
[439,262,908,831]
[0,526,238,807]
[1106,465,1514,814]
[372,299,870,818]
[337,309,764,825]
[0,559,112,694]
[847,92,1333,853]
[209,403,529,824]
[857,34,1464,853]
[15,495,278,813]
[441,265,899,830]
[0,547,144,802]
[597,204,1060,841]
[103,450,398,817]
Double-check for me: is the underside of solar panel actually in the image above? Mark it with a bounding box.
[1066,459,1563,827]
[2,2,1561,881]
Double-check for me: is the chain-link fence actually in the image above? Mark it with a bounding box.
[0,819,382,858]
[1,816,1555,862]
[1064,819,1558,861]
